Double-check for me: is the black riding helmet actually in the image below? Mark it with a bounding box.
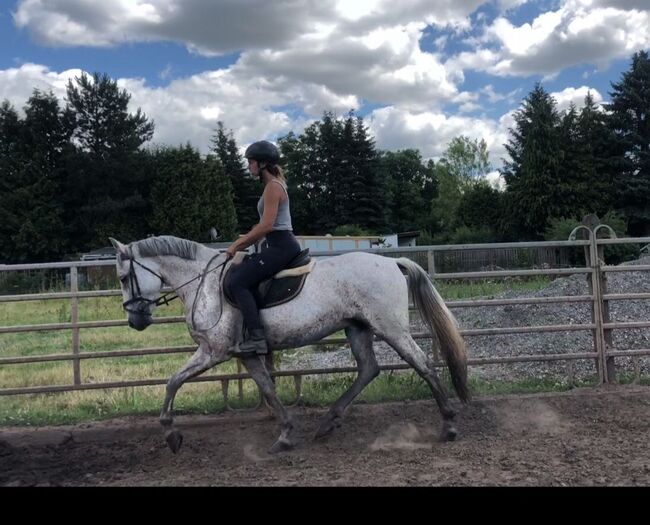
[244,140,280,165]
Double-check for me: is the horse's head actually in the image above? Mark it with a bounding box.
[110,237,164,331]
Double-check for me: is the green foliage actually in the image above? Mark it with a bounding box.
[605,50,650,236]
[0,92,70,262]
[211,121,259,233]
[502,83,564,239]
[430,136,492,240]
[279,111,387,234]
[332,224,376,236]
[150,145,237,241]
[381,149,434,233]
[449,225,498,244]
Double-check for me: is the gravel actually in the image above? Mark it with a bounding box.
[279,257,650,384]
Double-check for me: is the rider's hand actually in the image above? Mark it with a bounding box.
[225,245,237,259]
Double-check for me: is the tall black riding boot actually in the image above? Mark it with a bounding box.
[231,328,269,356]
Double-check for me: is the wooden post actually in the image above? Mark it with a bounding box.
[236,358,244,403]
[596,234,616,382]
[70,266,81,385]
[425,249,442,364]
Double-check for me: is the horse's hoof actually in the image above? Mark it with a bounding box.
[314,416,341,440]
[268,438,294,454]
[165,430,184,453]
[439,426,458,442]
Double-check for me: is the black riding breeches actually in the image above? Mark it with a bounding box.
[227,231,301,331]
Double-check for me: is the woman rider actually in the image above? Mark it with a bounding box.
[225,140,301,356]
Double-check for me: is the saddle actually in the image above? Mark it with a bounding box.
[223,248,315,309]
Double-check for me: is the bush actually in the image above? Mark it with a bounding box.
[331,224,376,236]
[543,211,639,265]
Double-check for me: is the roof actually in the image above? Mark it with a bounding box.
[397,231,420,238]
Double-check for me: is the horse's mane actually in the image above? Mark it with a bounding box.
[133,236,200,260]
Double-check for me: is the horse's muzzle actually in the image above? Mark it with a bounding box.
[128,312,153,331]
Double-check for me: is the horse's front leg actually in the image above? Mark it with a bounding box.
[160,344,228,453]
[240,354,295,454]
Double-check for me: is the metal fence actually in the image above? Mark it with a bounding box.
[1,229,649,406]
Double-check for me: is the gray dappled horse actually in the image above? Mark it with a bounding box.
[110,235,470,454]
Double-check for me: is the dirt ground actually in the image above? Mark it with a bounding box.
[1,384,649,486]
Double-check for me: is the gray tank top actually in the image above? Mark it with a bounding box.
[257,179,293,231]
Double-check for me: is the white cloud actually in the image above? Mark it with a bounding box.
[460,0,650,77]
[497,0,529,10]
[13,0,484,54]
[13,0,337,54]
[550,85,603,112]
[366,106,510,167]
[0,63,294,152]
[0,63,80,112]
[485,170,506,190]
[4,1,649,171]
[11,0,486,113]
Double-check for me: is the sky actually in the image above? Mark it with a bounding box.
[1,0,649,179]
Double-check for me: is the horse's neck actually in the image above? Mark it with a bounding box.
[156,248,221,305]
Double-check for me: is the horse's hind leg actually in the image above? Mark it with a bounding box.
[160,345,223,453]
[315,324,380,439]
[239,354,295,454]
[381,333,458,442]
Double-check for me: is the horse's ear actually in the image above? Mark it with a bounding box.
[109,237,129,259]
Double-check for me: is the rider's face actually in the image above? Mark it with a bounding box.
[247,159,259,176]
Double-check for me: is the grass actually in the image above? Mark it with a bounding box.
[2,274,612,427]
[2,369,637,427]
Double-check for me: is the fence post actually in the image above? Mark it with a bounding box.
[427,249,435,278]
[579,215,606,384]
[594,226,616,382]
[425,249,442,364]
[70,265,81,385]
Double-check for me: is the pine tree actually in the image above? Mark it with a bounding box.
[279,127,324,234]
[211,122,259,232]
[502,83,563,239]
[64,72,155,249]
[348,116,387,232]
[577,92,615,214]
[0,92,72,262]
[605,50,650,235]
[0,101,22,262]
[150,145,236,241]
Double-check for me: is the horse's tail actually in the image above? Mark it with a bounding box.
[396,258,470,403]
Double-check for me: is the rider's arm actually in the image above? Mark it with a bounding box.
[228,183,284,253]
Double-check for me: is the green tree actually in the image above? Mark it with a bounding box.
[502,83,563,239]
[456,180,503,241]
[150,145,236,241]
[0,101,23,262]
[605,50,650,235]
[430,136,492,241]
[211,121,259,232]
[64,72,155,250]
[381,149,431,232]
[0,92,71,262]
[348,115,387,232]
[279,111,387,234]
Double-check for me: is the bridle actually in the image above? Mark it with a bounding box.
[120,247,228,321]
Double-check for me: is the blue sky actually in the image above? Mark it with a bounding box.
[1,0,649,175]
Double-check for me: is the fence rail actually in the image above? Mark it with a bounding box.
[1,232,650,400]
